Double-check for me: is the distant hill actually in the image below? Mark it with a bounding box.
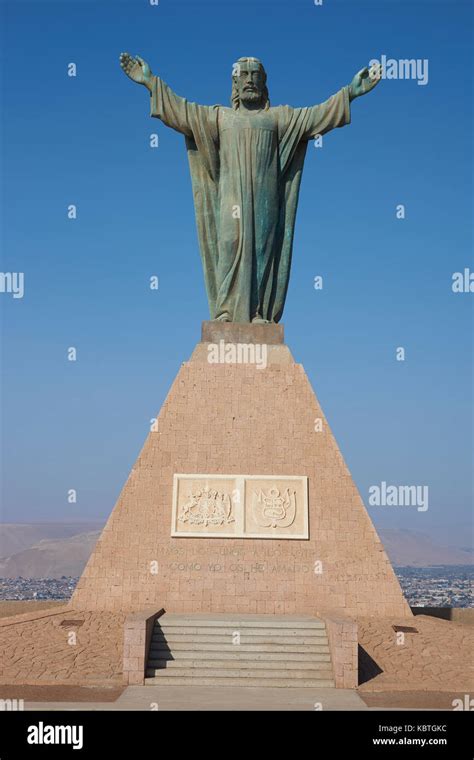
[0,522,472,578]
[0,531,101,578]
[0,522,103,559]
[379,528,473,567]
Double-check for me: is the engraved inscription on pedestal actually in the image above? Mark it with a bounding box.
[172,474,308,539]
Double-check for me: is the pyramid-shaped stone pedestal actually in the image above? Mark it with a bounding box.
[71,323,410,619]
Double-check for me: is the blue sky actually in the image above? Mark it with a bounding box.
[0,0,472,546]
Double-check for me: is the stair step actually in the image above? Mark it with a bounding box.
[150,642,330,654]
[148,658,331,670]
[146,666,334,679]
[148,649,330,662]
[152,634,328,646]
[145,676,335,688]
[154,626,327,637]
[155,619,325,630]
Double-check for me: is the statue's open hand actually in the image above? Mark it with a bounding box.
[349,63,381,100]
[120,52,153,89]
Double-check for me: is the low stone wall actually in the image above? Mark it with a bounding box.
[411,607,474,625]
[122,608,164,685]
[0,606,67,628]
[324,615,358,689]
[0,601,66,619]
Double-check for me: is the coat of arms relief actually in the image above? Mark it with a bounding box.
[173,475,308,539]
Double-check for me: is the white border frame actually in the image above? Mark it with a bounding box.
[171,473,309,540]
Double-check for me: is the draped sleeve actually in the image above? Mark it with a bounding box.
[278,86,351,144]
[150,76,218,143]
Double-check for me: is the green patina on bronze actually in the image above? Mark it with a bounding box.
[120,53,380,323]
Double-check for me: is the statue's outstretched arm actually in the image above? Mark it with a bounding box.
[295,62,381,141]
[119,52,195,138]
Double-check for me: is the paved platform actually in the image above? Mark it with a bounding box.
[23,685,367,711]
[20,685,443,711]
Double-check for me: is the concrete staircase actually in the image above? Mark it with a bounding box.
[145,613,335,687]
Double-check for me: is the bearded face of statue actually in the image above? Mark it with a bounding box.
[232,58,269,110]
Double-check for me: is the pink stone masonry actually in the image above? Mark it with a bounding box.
[71,334,411,619]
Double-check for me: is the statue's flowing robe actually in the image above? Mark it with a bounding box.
[150,77,350,322]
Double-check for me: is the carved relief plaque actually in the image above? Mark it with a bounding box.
[172,474,308,539]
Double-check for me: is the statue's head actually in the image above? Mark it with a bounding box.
[231,57,270,110]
